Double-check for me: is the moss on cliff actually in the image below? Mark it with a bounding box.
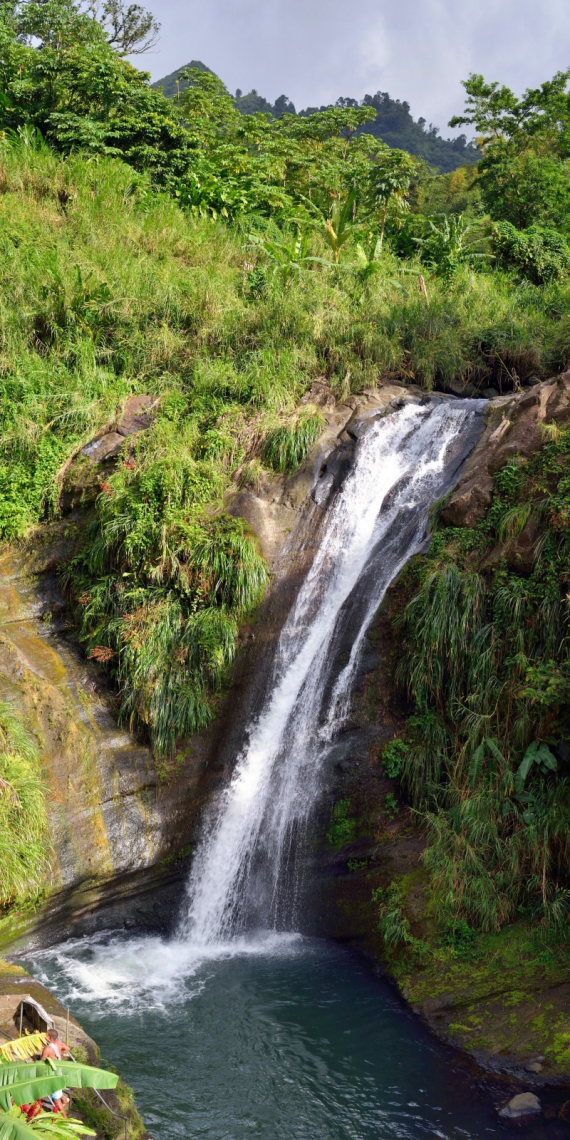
[373,873,570,1078]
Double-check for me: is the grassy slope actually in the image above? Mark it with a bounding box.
[1,134,570,892]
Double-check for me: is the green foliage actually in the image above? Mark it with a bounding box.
[396,427,570,930]
[0,703,49,908]
[326,798,356,848]
[263,412,323,473]
[381,738,409,779]
[493,221,570,284]
[372,884,430,959]
[416,214,488,279]
[438,918,479,960]
[0,3,192,184]
[157,66,481,173]
[68,495,268,753]
[0,1059,116,1111]
[384,792,400,818]
[450,70,570,232]
[0,1108,94,1139]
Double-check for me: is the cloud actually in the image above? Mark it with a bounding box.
[145,0,570,134]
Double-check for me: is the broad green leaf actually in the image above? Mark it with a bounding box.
[0,1073,64,1113]
[0,1061,117,1112]
[515,750,535,792]
[51,1063,118,1092]
[0,1107,94,1139]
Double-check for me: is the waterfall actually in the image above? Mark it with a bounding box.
[180,398,485,946]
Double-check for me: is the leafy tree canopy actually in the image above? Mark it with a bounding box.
[0,0,192,180]
[153,63,480,174]
[451,71,570,232]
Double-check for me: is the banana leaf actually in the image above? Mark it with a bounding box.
[44,1064,118,1093]
[0,1072,63,1113]
[0,1107,94,1139]
[0,1061,118,1111]
[0,1037,47,1064]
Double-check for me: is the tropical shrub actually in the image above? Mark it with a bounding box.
[395,431,570,930]
[492,221,570,284]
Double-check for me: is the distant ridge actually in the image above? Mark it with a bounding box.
[151,62,479,173]
[152,59,211,99]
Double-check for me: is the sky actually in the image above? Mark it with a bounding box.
[141,0,569,137]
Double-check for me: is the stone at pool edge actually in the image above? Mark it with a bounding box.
[525,1061,543,1073]
[498,1092,542,1120]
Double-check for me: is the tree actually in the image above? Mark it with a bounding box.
[450,71,570,231]
[8,0,160,53]
[84,0,160,54]
[450,70,570,153]
[0,4,191,183]
[272,94,296,118]
[367,147,418,249]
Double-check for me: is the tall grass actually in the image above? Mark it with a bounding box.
[1,136,570,755]
[0,140,569,542]
[394,431,570,931]
[263,410,325,472]
[0,702,49,907]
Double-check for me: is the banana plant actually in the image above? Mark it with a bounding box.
[0,1060,118,1112]
[0,1107,94,1139]
[248,227,321,280]
[323,193,359,263]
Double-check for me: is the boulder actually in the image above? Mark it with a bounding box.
[80,394,160,466]
[498,1092,541,1120]
[441,370,570,528]
[82,431,125,462]
[115,393,160,437]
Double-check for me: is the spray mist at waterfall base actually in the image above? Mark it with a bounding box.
[20,399,559,1139]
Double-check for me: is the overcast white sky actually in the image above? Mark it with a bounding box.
[142,0,569,135]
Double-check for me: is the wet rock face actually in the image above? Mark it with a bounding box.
[13,376,564,942]
[0,548,212,939]
[441,371,570,528]
[227,383,421,564]
[0,383,423,941]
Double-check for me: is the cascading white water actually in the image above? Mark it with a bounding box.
[180,398,485,946]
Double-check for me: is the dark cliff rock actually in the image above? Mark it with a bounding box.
[0,383,423,943]
[441,370,570,528]
[305,370,570,1085]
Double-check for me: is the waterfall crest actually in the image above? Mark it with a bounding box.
[180,399,485,945]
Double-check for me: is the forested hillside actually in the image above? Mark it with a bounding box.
[152,62,480,173]
[1,0,570,953]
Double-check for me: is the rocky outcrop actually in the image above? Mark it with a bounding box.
[227,382,426,564]
[499,1092,542,1121]
[441,370,570,529]
[0,383,426,942]
[305,371,570,1086]
[0,545,217,941]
